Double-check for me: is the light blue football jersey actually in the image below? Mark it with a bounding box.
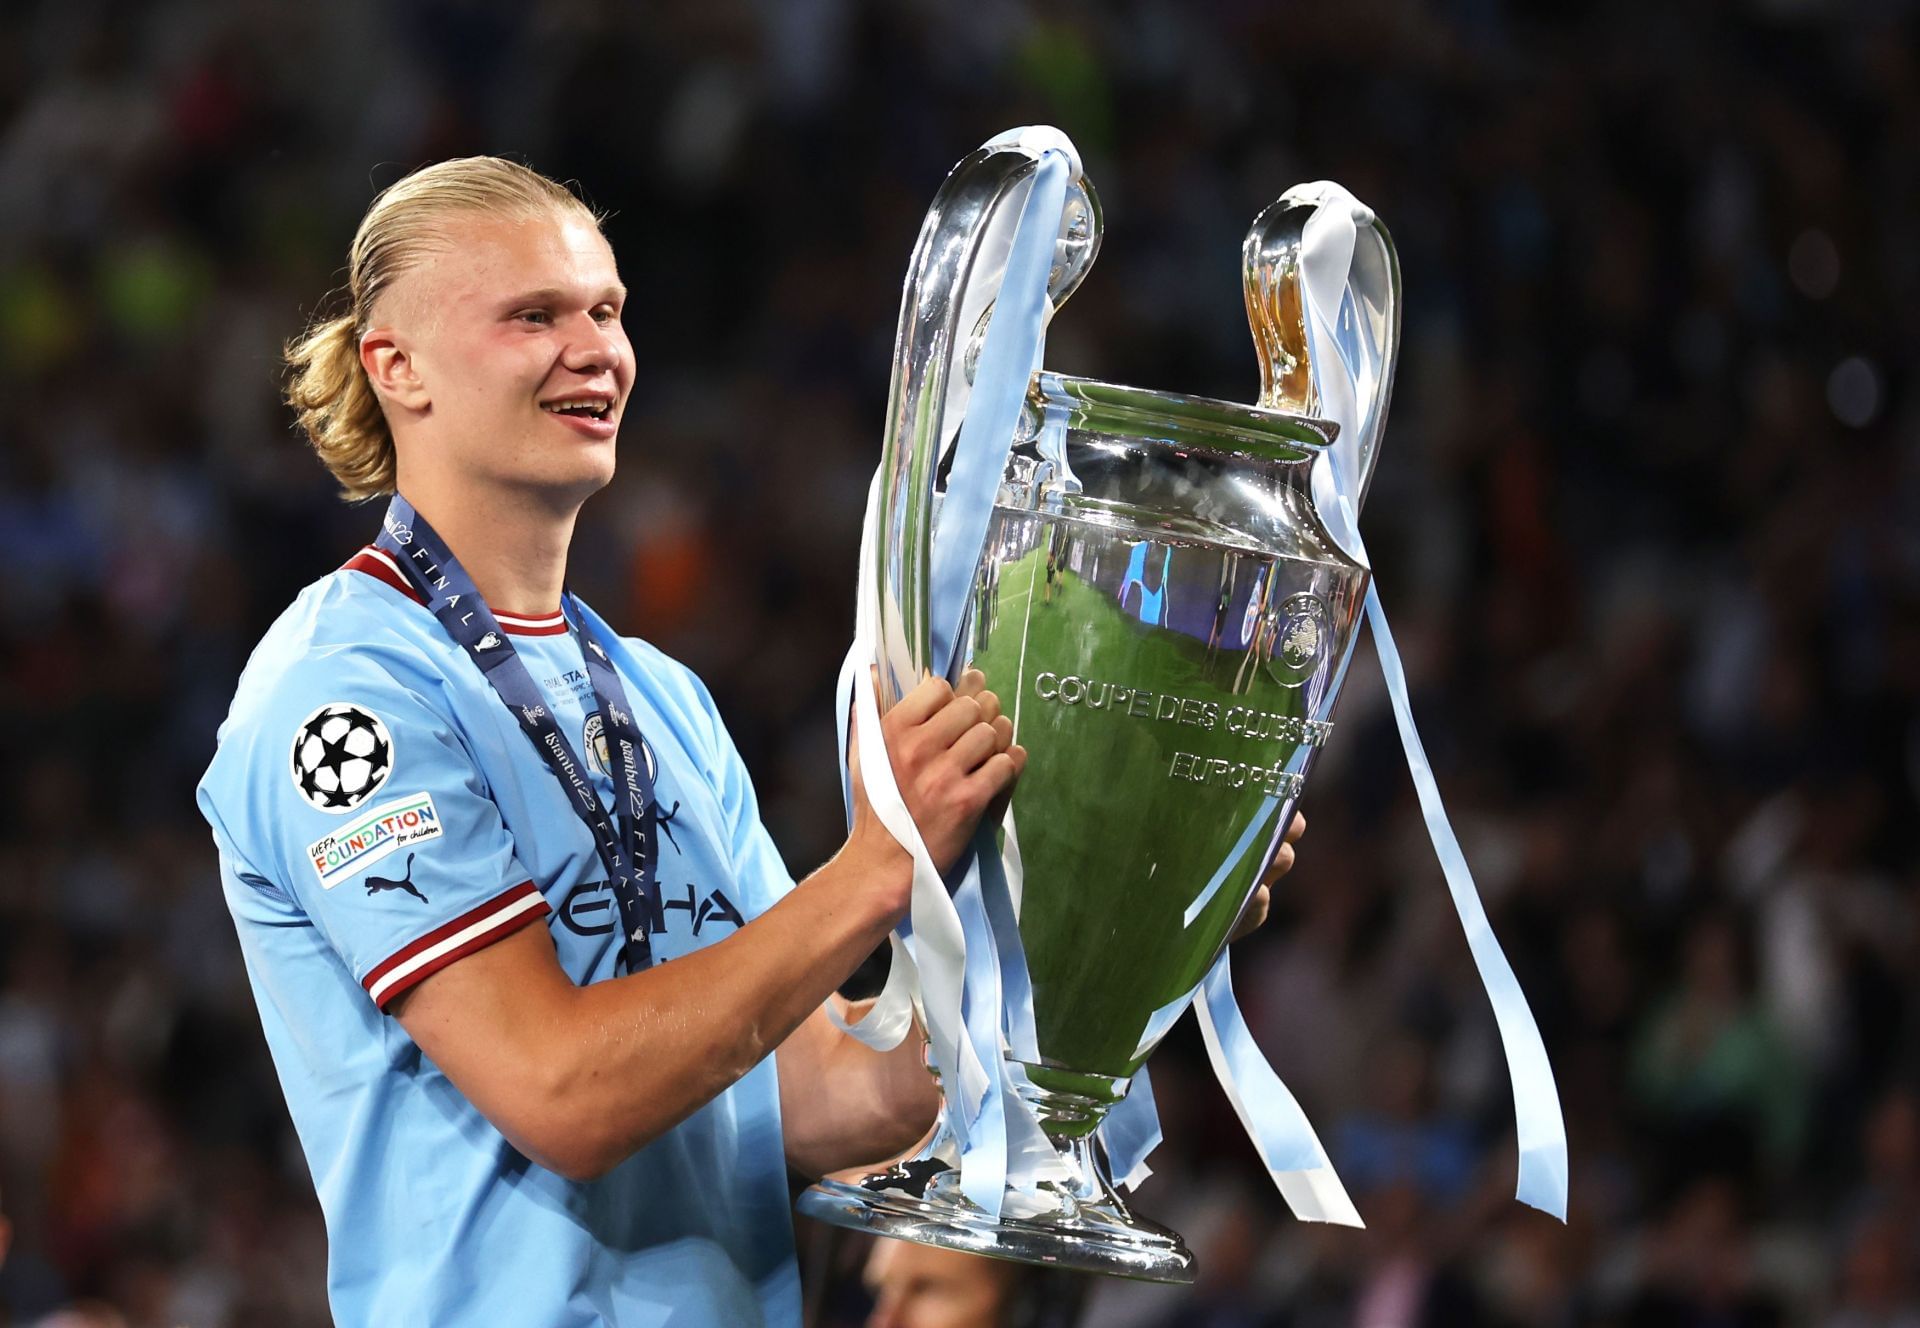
[196,546,802,1326]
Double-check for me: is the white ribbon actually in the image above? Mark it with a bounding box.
[1289,182,1569,1220]
[831,138,1075,1215]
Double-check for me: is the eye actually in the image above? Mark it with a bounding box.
[515,309,553,326]
[591,304,620,325]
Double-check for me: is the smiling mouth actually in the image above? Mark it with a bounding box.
[541,396,616,422]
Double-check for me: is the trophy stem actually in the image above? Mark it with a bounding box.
[795,1092,1196,1284]
[1011,1061,1128,1139]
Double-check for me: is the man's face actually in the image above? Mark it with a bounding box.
[862,1239,1017,1328]
[370,209,632,505]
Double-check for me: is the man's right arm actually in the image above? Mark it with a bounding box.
[390,674,1020,1181]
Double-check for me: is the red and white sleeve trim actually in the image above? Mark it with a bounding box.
[363,882,551,1010]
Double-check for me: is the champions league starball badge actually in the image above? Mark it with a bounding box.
[291,703,395,812]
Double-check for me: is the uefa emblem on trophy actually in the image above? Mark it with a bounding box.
[800,129,1565,1282]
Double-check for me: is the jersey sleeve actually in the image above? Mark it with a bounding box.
[198,648,549,1011]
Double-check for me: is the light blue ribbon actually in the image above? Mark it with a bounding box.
[1291,181,1566,1220]
[1098,1064,1162,1189]
[1358,578,1568,1217]
[917,147,1072,1216]
[928,152,1070,678]
[975,833,1040,1064]
[1199,956,1325,1173]
[1319,442,1567,1218]
[949,867,1012,1210]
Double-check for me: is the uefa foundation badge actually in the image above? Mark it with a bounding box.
[306,792,444,888]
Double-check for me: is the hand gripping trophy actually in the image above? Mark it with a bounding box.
[801,128,1567,1282]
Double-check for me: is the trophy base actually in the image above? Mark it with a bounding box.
[795,1130,1195,1283]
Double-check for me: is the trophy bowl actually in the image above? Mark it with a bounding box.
[799,374,1369,1281]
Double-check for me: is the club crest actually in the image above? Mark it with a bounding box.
[584,713,611,776]
[584,714,659,783]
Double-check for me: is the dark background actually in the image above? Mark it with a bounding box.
[1,1,1916,1324]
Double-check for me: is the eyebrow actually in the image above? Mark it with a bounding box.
[500,285,627,307]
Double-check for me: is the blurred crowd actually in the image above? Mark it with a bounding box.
[1,0,1916,1324]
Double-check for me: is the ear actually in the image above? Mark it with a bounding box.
[361,327,432,413]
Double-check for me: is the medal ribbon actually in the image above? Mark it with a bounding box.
[374,495,662,972]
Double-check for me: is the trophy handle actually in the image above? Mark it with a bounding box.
[874,130,1100,705]
[1242,190,1401,516]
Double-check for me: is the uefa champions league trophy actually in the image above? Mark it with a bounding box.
[797,132,1401,1280]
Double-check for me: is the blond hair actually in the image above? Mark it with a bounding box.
[284,157,600,500]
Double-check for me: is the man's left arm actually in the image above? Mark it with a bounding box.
[776,809,1309,1177]
[778,1000,938,1178]
[677,653,950,1179]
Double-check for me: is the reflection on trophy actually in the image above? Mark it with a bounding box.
[799,131,1402,1281]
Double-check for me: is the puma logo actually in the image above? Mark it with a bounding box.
[365,853,428,903]
[653,800,682,852]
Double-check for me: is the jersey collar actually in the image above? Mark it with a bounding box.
[343,547,569,636]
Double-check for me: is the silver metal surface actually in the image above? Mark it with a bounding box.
[800,1130,1194,1282]
[1241,193,1401,512]
[870,139,1102,710]
[801,138,1402,1283]
[968,373,1368,1101]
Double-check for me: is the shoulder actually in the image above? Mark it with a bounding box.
[233,570,450,719]
[201,564,469,809]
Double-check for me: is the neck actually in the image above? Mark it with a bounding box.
[395,478,578,617]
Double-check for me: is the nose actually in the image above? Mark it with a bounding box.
[560,312,623,376]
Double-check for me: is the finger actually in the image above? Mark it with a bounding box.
[920,692,986,748]
[967,749,1024,801]
[1232,884,1272,942]
[1259,841,1296,888]
[982,740,1022,820]
[955,667,987,699]
[889,674,955,727]
[989,714,1014,752]
[946,719,1002,773]
[1283,810,1307,845]
[973,687,1003,727]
